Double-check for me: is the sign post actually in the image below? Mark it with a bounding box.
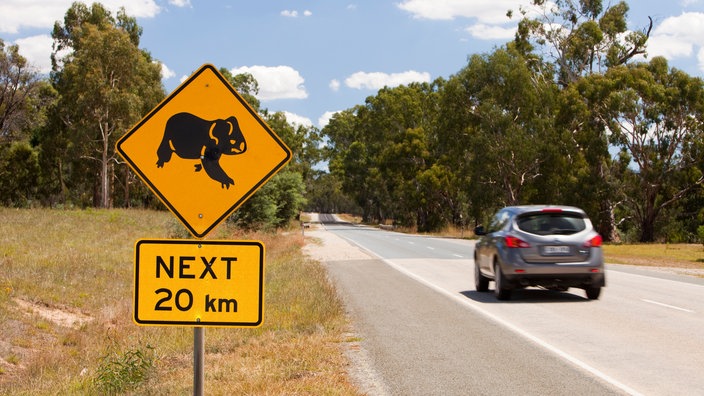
[116,64,291,395]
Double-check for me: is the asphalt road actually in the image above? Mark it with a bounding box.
[315,214,704,396]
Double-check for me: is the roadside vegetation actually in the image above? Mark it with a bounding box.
[603,244,704,272]
[3,0,704,246]
[0,208,359,395]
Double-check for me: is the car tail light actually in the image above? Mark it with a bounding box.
[584,235,603,248]
[505,236,531,248]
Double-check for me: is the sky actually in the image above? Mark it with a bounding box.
[3,0,704,130]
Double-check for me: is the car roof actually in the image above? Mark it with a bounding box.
[502,205,587,216]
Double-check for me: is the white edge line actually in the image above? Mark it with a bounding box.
[334,233,645,395]
[383,259,645,396]
[641,299,695,313]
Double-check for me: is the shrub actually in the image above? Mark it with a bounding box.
[93,344,155,394]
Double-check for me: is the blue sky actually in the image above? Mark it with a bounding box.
[3,1,704,129]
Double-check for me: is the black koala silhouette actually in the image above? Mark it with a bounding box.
[156,112,247,189]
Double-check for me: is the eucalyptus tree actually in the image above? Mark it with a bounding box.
[512,0,651,86]
[327,81,445,228]
[511,0,652,240]
[0,39,55,207]
[325,109,379,221]
[596,58,704,241]
[45,2,164,208]
[0,39,52,143]
[438,47,558,221]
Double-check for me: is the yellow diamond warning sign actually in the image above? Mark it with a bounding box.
[117,64,291,238]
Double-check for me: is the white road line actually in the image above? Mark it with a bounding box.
[334,234,643,395]
[453,254,463,258]
[379,257,645,396]
[641,299,695,313]
[427,246,435,250]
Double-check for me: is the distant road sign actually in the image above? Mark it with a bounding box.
[117,64,291,238]
[133,239,264,327]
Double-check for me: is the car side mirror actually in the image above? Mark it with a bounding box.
[474,226,486,236]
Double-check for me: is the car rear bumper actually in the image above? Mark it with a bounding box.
[503,270,605,289]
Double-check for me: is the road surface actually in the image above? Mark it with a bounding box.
[307,214,704,396]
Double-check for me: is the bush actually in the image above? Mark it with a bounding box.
[697,225,704,246]
[94,344,155,394]
[0,141,40,206]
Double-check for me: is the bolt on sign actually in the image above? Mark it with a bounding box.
[116,64,292,238]
[134,239,264,327]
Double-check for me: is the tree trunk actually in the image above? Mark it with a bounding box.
[598,199,620,243]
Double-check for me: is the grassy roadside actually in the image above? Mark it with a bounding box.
[602,243,704,271]
[0,208,360,395]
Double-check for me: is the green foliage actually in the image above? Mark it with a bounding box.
[512,0,649,86]
[0,39,51,142]
[698,225,704,246]
[0,141,40,206]
[43,2,165,208]
[93,343,155,394]
[230,170,306,230]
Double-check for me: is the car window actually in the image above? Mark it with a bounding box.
[516,212,586,235]
[488,210,510,233]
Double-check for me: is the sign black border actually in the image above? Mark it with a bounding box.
[133,239,264,327]
[116,64,292,238]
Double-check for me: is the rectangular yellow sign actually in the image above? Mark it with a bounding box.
[134,239,264,327]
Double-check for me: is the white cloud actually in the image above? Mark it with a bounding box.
[647,34,693,59]
[397,0,524,24]
[344,70,431,90]
[318,111,341,128]
[465,23,516,40]
[329,79,341,91]
[697,47,704,71]
[169,0,191,7]
[157,62,176,79]
[0,0,162,34]
[14,34,53,74]
[283,111,313,128]
[230,65,308,100]
[647,12,704,60]
[281,9,312,18]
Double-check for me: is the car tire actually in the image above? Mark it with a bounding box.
[475,261,489,292]
[585,287,601,300]
[494,261,511,301]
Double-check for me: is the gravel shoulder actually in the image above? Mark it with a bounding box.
[301,217,391,396]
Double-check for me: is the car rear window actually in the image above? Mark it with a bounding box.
[516,212,586,235]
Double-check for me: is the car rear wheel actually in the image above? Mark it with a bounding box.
[585,286,601,300]
[493,261,511,300]
[475,261,489,292]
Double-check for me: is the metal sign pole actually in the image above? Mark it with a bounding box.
[194,326,204,396]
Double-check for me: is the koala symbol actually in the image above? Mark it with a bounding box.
[156,112,247,189]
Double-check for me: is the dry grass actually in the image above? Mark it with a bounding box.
[0,208,359,395]
[602,243,704,269]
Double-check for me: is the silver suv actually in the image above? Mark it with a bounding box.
[474,205,605,300]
